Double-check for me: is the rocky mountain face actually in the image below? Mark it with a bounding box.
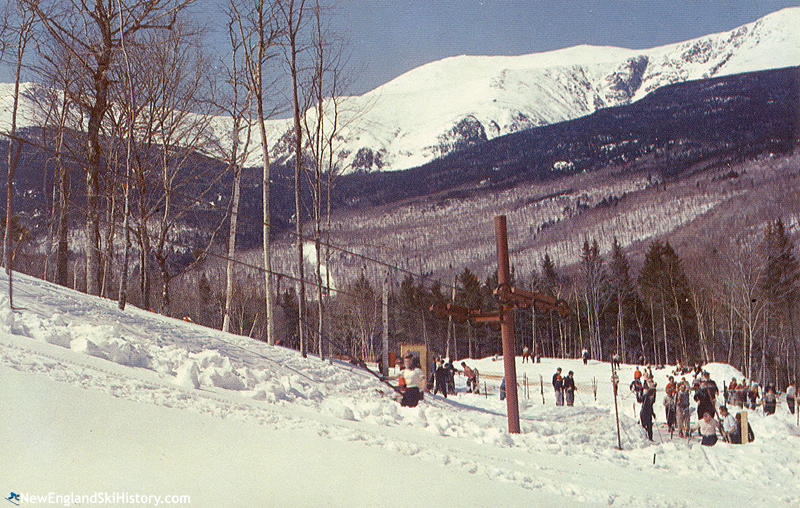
[258,7,800,173]
[1,9,798,178]
[329,66,799,210]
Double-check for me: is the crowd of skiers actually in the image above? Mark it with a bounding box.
[628,364,770,446]
[396,351,794,449]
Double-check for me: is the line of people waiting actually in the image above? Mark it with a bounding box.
[631,366,758,445]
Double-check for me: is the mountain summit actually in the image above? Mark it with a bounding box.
[268,7,799,173]
[1,8,798,175]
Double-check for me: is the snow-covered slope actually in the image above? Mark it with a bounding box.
[1,8,799,174]
[2,270,800,507]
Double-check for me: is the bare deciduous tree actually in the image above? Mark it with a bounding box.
[0,0,36,306]
[230,0,281,344]
[279,0,308,356]
[219,13,255,333]
[24,0,197,296]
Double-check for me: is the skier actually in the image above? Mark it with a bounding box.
[675,382,691,438]
[729,411,755,444]
[638,385,656,441]
[552,367,564,406]
[433,358,449,398]
[629,373,643,398]
[664,376,677,433]
[445,362,456,395]
[747,383,760,410]
[786,381,797,415]
[735,379,747,408]
[461,362,478,394]
[763,385,777,415]
[563,370,576,406]
[698,411,721,446]
[702,371,719,411]
[522,345,530,363]
[694,380,715,420]
[400,354,424,407]
[727,378,738,406]
[581,348,590,365]
[718,405,736,442]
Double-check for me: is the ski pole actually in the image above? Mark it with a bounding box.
[653,415,664,444]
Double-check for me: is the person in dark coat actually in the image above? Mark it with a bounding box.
[445,362,456,395]
[433,359,449,398]
[729,412,755,444]
[552,367,564,406]
[638,386,656,440]
[563,371,576,406]
[694,381,715,420]
[763,385,777,415]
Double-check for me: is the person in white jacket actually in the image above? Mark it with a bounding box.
[718,405,736,442]
[699,411,721,446]
[400,354,424,407]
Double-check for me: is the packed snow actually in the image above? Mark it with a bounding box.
[2,271,799,507]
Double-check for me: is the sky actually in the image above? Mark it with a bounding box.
[330,0,800,94]
[1,1,798,94]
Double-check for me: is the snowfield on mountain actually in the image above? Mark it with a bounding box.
[2,271,799,507]
[1,8,799,176]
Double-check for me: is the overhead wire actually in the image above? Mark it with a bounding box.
[4,129,463,294]
[6,129,573,355]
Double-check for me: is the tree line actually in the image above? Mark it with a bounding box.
[0,0,349,360]
[310,220,798,388]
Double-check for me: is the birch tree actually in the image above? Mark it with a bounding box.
[220,13,255,333]
[579,238,606,360]
[302,0,347,357]
[231,0,280,343]
[279,0,308,356]
[0,0,35,306]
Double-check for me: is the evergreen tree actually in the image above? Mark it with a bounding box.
[638,241,695,365]
[540,253,559,296]
[640,241,672,364]
[396,274,423,343]
[539,253,564,358]
[456,268,483,358]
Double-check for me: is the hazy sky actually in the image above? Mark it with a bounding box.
[332,0,799,94]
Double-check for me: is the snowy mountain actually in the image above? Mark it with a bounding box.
[265,7,800,173]
[1,8,798,176]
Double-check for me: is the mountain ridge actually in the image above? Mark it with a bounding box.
[1,8,798,176]
[261,6,800,173]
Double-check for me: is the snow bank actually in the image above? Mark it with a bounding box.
[2,272,800,508]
